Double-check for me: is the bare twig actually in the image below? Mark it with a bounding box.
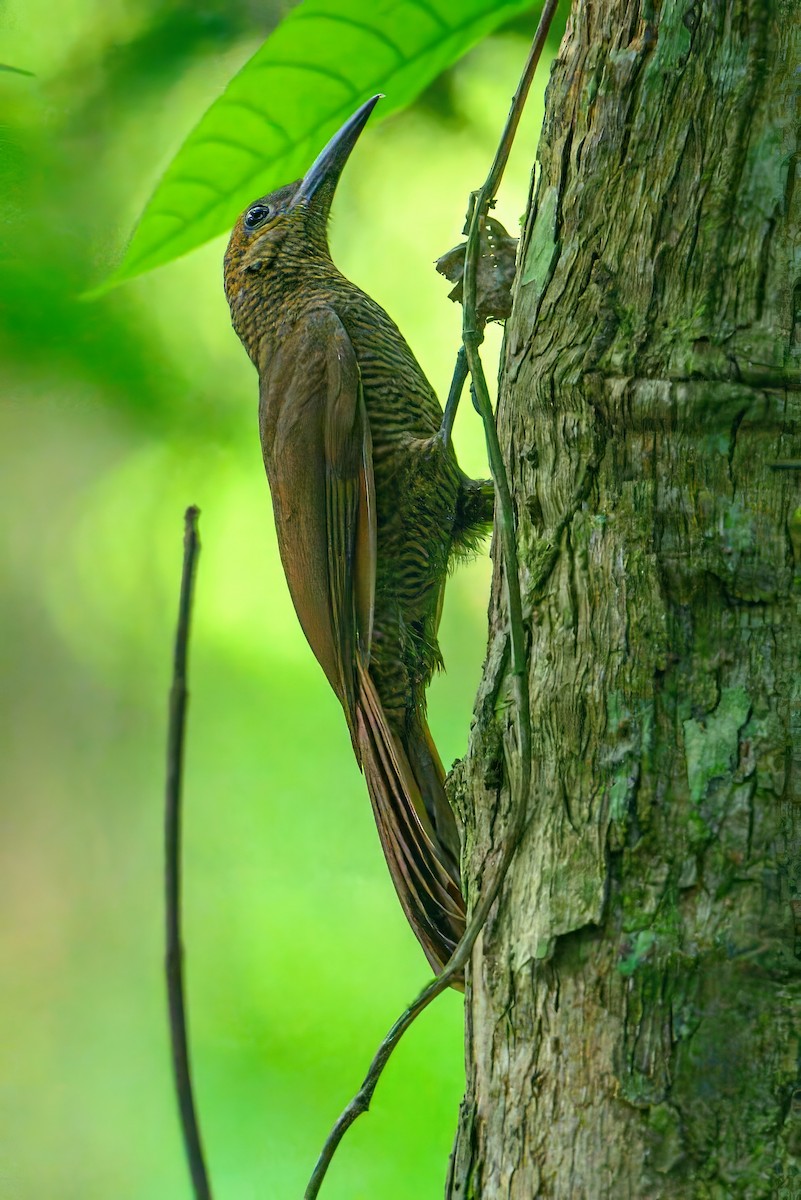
[304,6,559,1196]
[165,506,212,1200]
[481,0,560,210]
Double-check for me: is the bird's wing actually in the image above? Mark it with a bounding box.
[258,306,375,734]
[260,306,464,977]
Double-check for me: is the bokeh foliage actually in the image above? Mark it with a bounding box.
[0,1,560,1195]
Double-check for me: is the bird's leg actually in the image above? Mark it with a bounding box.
[437,345,469,450]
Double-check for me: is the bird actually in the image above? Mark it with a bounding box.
[223,95,492,982]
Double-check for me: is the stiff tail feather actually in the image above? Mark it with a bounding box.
[354,661,466,983]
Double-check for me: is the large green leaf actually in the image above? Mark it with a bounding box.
[108,0,540,287]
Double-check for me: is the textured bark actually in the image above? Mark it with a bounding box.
[449,1,801,1196]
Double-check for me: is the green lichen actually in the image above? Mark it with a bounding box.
[609,770,631,825]
[682,687,752,806]
[701,431,730,459]
[721,501,756,554]
[618,929,657,976]
[647,1102,686,1174]
[520,184,558,292]
[534,937,554,960]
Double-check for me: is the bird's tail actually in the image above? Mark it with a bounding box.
[354,660,466,983]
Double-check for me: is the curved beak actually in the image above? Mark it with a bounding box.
[292,94,382,208]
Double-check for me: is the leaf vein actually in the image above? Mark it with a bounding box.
[287,12,405,61]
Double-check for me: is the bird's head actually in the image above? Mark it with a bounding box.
[224,94,381,309]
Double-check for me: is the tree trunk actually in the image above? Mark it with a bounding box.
[449,1,801,1196]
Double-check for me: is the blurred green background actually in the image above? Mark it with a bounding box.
[0,2,556,1196]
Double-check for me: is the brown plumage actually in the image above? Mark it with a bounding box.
[223,96,492,981]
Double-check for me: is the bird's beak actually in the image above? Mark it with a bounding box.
[292,94,382,208]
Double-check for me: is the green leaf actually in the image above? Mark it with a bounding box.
[106,0,539,288]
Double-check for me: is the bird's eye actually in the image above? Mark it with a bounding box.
[244,204,271,230]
